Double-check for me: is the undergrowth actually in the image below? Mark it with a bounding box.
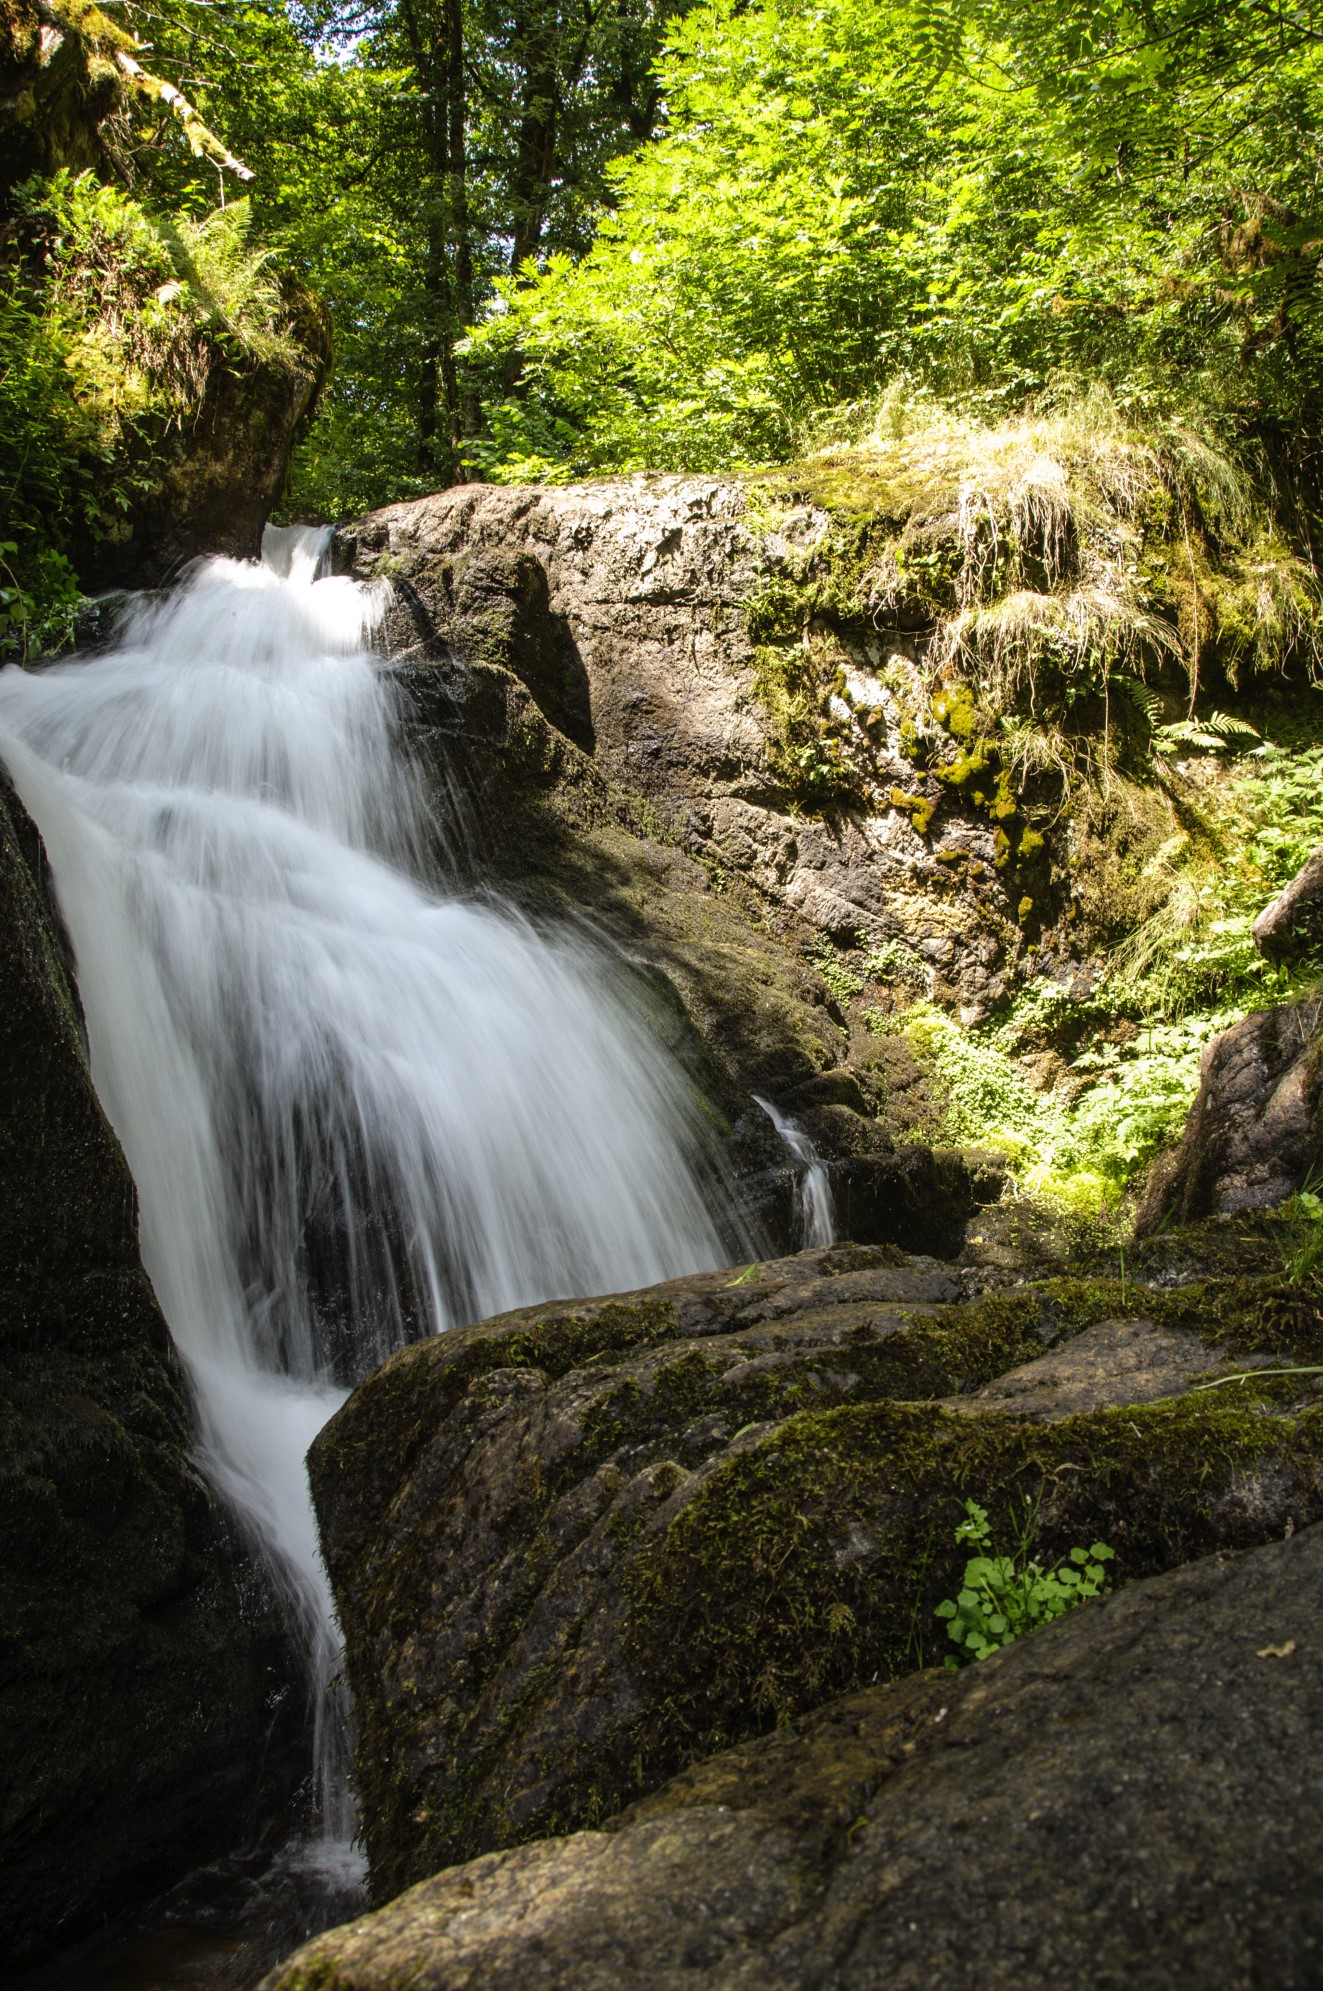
[0,170,302,657]
[813,725,1323,1215]
[935,1496,1114,1667]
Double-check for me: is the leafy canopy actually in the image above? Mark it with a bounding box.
[466,0,1323,478]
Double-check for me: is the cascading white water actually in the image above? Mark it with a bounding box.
[0,527,737,1855]
[754,1094,836,1249]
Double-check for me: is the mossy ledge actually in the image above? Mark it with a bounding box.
[308,1237,1323,1903]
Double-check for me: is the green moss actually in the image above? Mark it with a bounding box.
[993,826,1012,867]
[890,785,936,834]
[988,768,1019,820]
[1019,826,1045,859]
[933,739,993,789]
[932,685,979,742]
[621,1388,1323,1788]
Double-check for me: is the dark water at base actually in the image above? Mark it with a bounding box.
[13,1841,364,1991]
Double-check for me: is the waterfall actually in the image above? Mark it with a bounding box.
[754,1095,836,1249]
[0,528,736,1858]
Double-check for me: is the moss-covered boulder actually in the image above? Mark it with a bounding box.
[71,268,332,593]
[308,1232,1323,1903]
[260,1518,1323,1991]
[0,778,303,1963]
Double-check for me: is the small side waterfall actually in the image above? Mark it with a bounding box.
[0,528,739,1863]
[754,1095,836,1249]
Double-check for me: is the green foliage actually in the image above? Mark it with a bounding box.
[807,941,865,1006]
[0,168,305,653]
[1280,1190,1323,1287]
[865,995,1225,1210]
[862,938,928,989]
[935,1496,1115,1667]
[467,0,1323,481]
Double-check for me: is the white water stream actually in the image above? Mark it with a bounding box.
[0,528,735,1860]
[754,1094,836,1249]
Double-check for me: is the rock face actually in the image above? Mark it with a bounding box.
[264,1519,1323,1991]
[371,547,973,1248]
[335,479,1034,1022]
[71,277,332,594]
[307,1231,1323,1905]
[0,779,303,1964]
[1137,995,1323,1230]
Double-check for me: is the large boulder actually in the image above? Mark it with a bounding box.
[1137,995,1323,1230]
[1253,846,1323,964]
[334,482,1031,1022]
[0,779,303,1963]
[262,1517,1323,1990]
[306,1233,1323,1904]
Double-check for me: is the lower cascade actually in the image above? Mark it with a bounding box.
[754,1094,836,1249]
[0,528,738,1863]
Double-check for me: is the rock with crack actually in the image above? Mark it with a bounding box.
[306,1234,1323,1904]
[261,1520,1323,1990]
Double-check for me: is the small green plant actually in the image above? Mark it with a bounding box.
[1280,1188,1323,1285]
[807,940,866,1005]
[935,1497,1115,1667]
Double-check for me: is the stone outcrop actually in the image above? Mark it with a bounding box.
[376,570,974,1249]
[1137,995,1323,1230]
[0,778,303,1964]
[265,1508,1323,1991]
[1253,846,1323,964]
[335,479,1037,1023]
[306,1230,1321,1905]
[71,275,331,594]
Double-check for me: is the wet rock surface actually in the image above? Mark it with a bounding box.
[308,1231,1323,1905]
[1138,994,1323,1229]
[0,779,303,1964]
[264,1519,1323,1991]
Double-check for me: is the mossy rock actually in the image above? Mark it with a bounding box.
[260,1519,1323,1991]
[309,1236,1323,1903]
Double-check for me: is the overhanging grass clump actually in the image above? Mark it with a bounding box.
[769,382,1323,721]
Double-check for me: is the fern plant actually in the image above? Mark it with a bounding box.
[1114,677,1261,757]
[1153,711,1262,756]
